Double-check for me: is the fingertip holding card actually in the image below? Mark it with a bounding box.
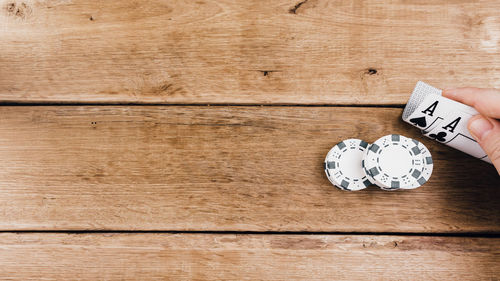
[402,81,491,164]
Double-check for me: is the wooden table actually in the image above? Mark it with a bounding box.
[1,0,499,279]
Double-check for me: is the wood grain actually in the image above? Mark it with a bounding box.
[0,106,498,232]
[0,233,499,280]
[1,0,499,104]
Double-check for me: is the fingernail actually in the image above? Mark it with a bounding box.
[469,116,493,140]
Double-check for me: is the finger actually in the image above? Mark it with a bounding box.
[468,115,500,174]
[443,88,500,119]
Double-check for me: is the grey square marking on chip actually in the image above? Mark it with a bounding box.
[412,170,421,179]
[411,146,421,155]
[337,141,346,150]
[426,157,433,164]
[327,161,335,169]
[391,181,400,188]
[360,140,368,148]
[391,135,400,141]
[369,167,379,176]
[417,177,427,185]
[370,144,380,153]
[341,180,349,188]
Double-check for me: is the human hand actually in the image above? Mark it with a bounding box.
[442,88,500,174]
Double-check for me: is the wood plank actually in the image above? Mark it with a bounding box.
[0,233,499,280]
[1,0,499,104]
[0,106,498,232]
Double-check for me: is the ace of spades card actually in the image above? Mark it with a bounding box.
[402,81,492,164]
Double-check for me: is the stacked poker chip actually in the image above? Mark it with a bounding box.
[324,135,433,191]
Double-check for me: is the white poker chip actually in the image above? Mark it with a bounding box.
[324,139,372,191]
[363,135,425,190]
[401,139,433,189]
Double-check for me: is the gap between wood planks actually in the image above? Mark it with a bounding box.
[1,230,499,238]
[0,102,405,108]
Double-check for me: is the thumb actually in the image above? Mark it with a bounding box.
[468,115,500,174]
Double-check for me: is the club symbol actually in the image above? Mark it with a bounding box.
[429,131,447,142]
[409,116,427,128]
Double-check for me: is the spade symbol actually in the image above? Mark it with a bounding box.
[429,131,447,142]
[409,116,427,128]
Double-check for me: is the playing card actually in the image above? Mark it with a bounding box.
[402,81,492,164]
[402,81,442,122]
[423,110,490,162]
[404,93,478,133]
